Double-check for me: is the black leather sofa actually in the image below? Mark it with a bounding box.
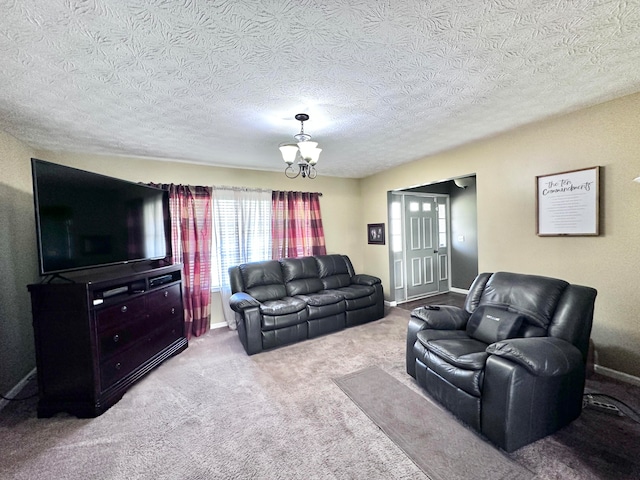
[406,271,597,452]
[229,254,384,355]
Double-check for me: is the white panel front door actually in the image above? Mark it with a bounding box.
[405,196,440,298]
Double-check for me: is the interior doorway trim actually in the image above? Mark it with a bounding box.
[389,191,451,304]
[387,173,478,304]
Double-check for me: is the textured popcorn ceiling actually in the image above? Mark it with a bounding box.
[1,1,640,179]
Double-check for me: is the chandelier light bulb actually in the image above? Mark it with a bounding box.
[308,148,321,165]
[297,141,318,161]
[279,144,298,165]
[280,113,320,179]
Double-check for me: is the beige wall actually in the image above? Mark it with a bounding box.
[0,131,39,394]
[361,92,640,378]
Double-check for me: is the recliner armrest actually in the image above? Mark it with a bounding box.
[410,306,469,330]
[229,292,260,312]
[406,306,469,378]
[351,274,381,286]
[486,337,583,376]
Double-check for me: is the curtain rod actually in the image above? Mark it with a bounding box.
[273,190,323,196]
[213,185,271,193]
[155,184,323,196]
[214,186,322,196]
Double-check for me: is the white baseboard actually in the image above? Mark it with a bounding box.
[450,287,469,295]
[594,364,640,387]
[391,289,468,307]
[0,367,36,413]
[210,321,228,330]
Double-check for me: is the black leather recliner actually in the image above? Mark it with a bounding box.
[406,271,597,452]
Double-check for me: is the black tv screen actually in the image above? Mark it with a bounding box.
[31,159,172,276]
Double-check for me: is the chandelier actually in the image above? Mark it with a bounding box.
[279,113,321,179]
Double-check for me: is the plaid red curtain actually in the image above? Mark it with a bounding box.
[150,184,212,339]
[272,191,326,259]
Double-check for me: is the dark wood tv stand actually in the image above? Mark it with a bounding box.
[28,263,188,418]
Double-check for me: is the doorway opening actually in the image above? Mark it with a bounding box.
[387,175,478,305]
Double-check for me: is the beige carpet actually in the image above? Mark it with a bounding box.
[1,307,640,479]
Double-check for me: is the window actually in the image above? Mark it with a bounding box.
[211,187,272,289]
[209,188,326,291]
[438,202,447,248]
[390,201,403,253]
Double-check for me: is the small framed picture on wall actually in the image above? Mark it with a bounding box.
[367,223,385,245]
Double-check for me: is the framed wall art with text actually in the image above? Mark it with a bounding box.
[536,166,600,236]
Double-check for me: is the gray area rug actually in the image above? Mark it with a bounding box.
[334,365,533,480]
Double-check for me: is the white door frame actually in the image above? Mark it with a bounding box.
[389,191,451,304]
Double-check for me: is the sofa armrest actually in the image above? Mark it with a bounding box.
[229,293,263,355]
[486,337,583,377]
[482,338,586,451]
[411,305,469,330]
[351,274,381,286]
[235,306,263,355]
[406,306,469,378]
[229,292,260,313]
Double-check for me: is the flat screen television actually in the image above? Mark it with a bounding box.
[31,158,173,276]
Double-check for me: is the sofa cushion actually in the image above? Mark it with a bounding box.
[315,255,352,289]
[281,257,324,296]
[281,257,318,282]
[326,285,377,311]
[414,332,487,397]
[260,297,308,331]
[478,272,568,330]
[466,306,524,344]
[295,292,344,307]
[295,292,346,320]
[424,347,485,397]
[417,331,489,370]
[260,297,307,316]
[286,278,324,297]
[332,285,375,300]
[240,260,287,302]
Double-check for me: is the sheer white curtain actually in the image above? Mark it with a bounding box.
[212,186,272,329]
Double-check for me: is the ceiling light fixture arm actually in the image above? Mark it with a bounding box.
[285,162,317,179]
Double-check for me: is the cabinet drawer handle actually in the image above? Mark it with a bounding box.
[164,291,169,298]
[120,305,128,313]
[113,334,120,343]
[115,362,122,370]
[171,307,175,315]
